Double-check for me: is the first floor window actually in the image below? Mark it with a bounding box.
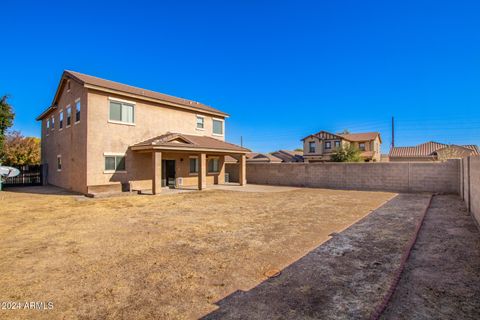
[309,141,316,153]
[212,119,223,135]
[66,106,72,126]
[104,155,126,172]
[57,155,62,171]
[208,158,219,172]
[325,141,331,149]
[359,143,366,151]
[189,157,199,173]
[109,100,134,124]
[75,99,81,122]
[196,116,204,129]
[59,111,64,129]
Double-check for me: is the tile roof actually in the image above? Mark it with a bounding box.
[339,132,381,142]
[389,141,479,158]
[131,132,250,153]
[37,70,228,120]
[247,152,282,163]
[271,150,304,162]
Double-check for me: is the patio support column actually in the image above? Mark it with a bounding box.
[152,151,162,195]
[198,153,207,190]
[239,154,246,186]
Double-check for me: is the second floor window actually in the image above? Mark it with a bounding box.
[75,99,81,123]
[59,111,64,129]
[46,119,50,131]
[325,141,331,149]
[196,116,205,129]
[109,100,134,124]
[309,141,316,153]
[51,116,55,129]
[212,119,223,135]
[66,106,72,127]
[359,143,366,151]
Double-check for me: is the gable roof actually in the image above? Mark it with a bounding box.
[302,130,381,143]
[131,132,250,153]
[389,141,479,158]
[271,150,304,162]
[37,70,228,120]
[247,152,282,163]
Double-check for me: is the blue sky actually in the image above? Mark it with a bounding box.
[1,0,479,153]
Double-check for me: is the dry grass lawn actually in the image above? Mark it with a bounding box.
[0,187,394,319]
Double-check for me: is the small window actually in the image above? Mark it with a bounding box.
[57,155,62,171]
[75,99,81,123]
[189,157,199,174]
[109,100,134,124]
[66,106,72,127]
[325,141,332,149]
[46,119,50,130]
[334,141,341,148]
[212,119,223,135]
[309,141,316,153]
[59,111,64,129]
[208,158,219,173]
[51,116,55,130]
[196,116,205,129]
[359,143,366,151]
[104,155,126,172]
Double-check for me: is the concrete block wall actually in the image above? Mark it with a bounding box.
[462,156,480,226]
[247,160,460,194]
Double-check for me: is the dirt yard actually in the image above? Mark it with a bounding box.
[0,187,393,319]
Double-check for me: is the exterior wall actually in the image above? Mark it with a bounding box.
[40,79,88,193]
[86,89,226,189]
[246,160,460,194]
[461,156,480,226]
[225,163,239,182]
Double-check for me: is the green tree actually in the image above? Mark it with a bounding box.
[294,148,303,152]
[331,144,362,162]
[0,95,15,162]
[2,131,40,165]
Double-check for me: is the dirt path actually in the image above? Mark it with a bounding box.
[381,195,480,320]
[203,194,432,320]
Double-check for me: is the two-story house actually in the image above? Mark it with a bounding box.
[36,71,249,195]
[302,131,382,162]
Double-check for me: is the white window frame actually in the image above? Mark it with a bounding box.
[309,141,316,153]
[59,110,64,130]
[103,152,127,173]
[212,118,224,136]
[196,115,205,131]
[57,155,62,172]
[46,119,50,135]
[66,105,72,128]
[189,156,199,175]
[207,156,220,173]
[108,97,136,126]
[75,98,81,124]
[51,115,55,131]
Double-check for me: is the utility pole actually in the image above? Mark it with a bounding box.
[391,116,395,148]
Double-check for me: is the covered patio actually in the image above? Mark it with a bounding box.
[130,133,250,194]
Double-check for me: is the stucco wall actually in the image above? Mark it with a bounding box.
[461,156,480,226]
[86,89,226,189]
[247,160,460,194]
[40,79,88,193]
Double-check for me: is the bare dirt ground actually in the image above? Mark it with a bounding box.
[0,186,393,319]
[381,195,480,320]
[203,194,432,320]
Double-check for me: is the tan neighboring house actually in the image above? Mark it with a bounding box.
[302,131,382,162]
[389,141,479,162]
[36,70,250,195]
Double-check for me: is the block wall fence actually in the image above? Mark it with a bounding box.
[246,157,480,226]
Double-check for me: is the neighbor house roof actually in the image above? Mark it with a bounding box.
[389,141,479,158]
[246,152,282,163]
[270,150,304,162]
[131,132,250,153]
[302,130,381,143]
[37,70,228,120]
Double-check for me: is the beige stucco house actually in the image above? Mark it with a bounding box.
[389,141,479,161]
[36,71,249,195]
[302,131,382,162]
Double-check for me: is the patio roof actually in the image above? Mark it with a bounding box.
[130,132,250,154]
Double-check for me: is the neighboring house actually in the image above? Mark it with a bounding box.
[246,152,282,163]
[389,141,479,162]
[36,70,249,195]
[270,150,304,162]
[302,131,382,162]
